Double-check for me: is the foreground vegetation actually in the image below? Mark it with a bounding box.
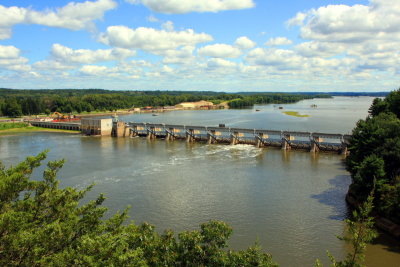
[0,88,330,117]
[0,151,378,266]
[0,151,277,266]
[346,89,400,224]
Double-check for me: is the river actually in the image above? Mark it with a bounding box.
[1,97,399,266]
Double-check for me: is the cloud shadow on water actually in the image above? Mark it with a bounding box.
[311,175,352,221]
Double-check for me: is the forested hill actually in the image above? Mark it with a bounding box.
[346,89,400,225]
[0,89,330,117]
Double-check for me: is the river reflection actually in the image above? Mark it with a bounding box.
[0,97,399,266]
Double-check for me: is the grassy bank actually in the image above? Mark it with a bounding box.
[0,124,80,136]
[0,122,28,130]
[282,111,310,117]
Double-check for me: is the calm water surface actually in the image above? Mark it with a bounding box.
[1,97,399,266]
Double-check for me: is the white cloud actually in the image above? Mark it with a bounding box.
[33,44,135,73]
[284,0,400,74]
[286,12,307,27]
[33,60,75,71]
[162,46,195,64]
[295,41,344,58]
[0,0,117,39]
[0,45,20,58]
[265,37,293,46]
[5,63,31,72]
[147,15,159,22]
[235,36,256,49]
[80,65,119,76]
[162,21,174,32]
[198,43,241,58]
[0,57,29,66]
[99,26,213,53]
[0,45,31,72]
[127,0,255,14]
[288,0,400,43]
[0,6,26,39]
[162,65,174,73]
[50,43,136,64]
[246,48,304,70]
[128,60,154,68]
[207,58,236,68]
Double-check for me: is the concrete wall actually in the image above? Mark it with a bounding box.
[81,118,112,136]
[113,121,130,137]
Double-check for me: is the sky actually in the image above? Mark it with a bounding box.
[0,0,399,92]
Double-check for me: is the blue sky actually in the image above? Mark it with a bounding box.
[0,0,398,92]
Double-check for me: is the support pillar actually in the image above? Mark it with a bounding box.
[256,133,266,148]
[131,127,138,137]
[114,121,127,137]
[282,134,292,150]
[186,129,194,142]
[166,128,175,141]
[310,136,321,153]
[124,126,130,137]
[230,132,238,145]
[207,130,216,144]
[147,127,156,140]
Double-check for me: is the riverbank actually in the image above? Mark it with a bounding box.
[346,189,400,240]
[0,126,80,136]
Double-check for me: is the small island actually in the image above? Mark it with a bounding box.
[282,111,310,117]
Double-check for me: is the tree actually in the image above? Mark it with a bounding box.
[316,194,377,267]
[346,90,400,223]
[0,151,277,266]
[3,98,22,117]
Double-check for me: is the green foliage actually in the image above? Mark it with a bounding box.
[0,152,278,266]
[0,122,29,130]
[368,98,388,117]
[227,94,325,108]
[368,89,400,118]
[0,88,330,116]
[3,98,23,117]
[346,88,400,223]
[316,194,377,267]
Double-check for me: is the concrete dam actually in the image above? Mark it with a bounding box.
[126,122,350,154]
[29,119,351,154]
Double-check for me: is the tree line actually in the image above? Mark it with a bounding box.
[0,89,330,117]
[346,89,400,224]
[226,94,326,108]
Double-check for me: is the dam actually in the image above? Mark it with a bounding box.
[125,122,350,154]
[28,119,351,154]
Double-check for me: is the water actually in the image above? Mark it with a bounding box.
[1,97,399,266]
[121,96,372,134]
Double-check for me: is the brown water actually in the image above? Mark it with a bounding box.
[1,97,399,266]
